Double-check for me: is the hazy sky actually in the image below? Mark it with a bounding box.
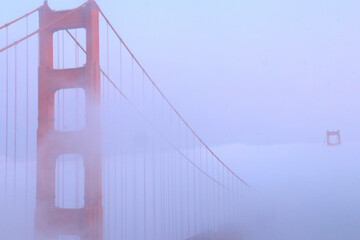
[1,3,359,239]
[1,0,359,145]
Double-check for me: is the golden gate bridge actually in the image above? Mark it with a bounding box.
[0,1,249,239]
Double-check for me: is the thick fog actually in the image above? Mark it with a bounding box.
[215,143,360,239]
[1,0,360,239]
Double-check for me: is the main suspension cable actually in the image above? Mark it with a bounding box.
[0,6,42,31]
[97,7,249,187]
[64,28,235,190]
[0,1,88,53]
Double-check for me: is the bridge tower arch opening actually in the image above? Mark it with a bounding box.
[326,130,341,146]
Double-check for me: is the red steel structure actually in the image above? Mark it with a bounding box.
[326,130,341,146]
[35,1,103,239]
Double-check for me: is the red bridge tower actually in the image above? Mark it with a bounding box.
[35,1,103,239]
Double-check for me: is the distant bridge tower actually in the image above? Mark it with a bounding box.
[35,1,103,240]
[326,130,341,146]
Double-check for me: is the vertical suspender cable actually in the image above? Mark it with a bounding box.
[25,15,29,231]
[119,41,124,240]
[100,72,105,232]
[209,154,212,231]
[106,23,110,237]
[234,178,237,223]
[217,159,220,234]
[165,109,169,238]
[132,58,137,240]
[170,111,174,238]
[102,73,107,238]
[222,166,225,231]
[122,52,128,240]
[164,109,171,239]
[152,85,156,239]
[62,31,65,208]
[223,167,226,230]
[239,181,242,221]
[160,98,165,238]
[142,72,147,240]
[241,179,243,222]
[186,129,190,237]
[106,77,110,238]
[227,169,230,224]
[5,27,9,200]
[206,150,209,236]
[114,86,117,240]
[14,44,18,202]
[106,24,109,74]
[167,119,171,238]
[211,155,214,231]
[56,31,60,207]
[100,72,104,229]
[227,169,229,230]
[131,58,134,100]
[193,135,197,235]
[228,170,231,223]
[74,29,79,209]
[57,30,60,69]
[175,119,179,238]
[114,39,120,240]
[232,175,235,222]
[199,141,204,233]
[236,180,239,222]
[124,88,128,240]
[178,118,183,238]
[111,86,116,240]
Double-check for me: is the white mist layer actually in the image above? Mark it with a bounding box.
[214,142,360,240]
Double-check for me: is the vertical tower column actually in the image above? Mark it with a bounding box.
[35,1,102,239]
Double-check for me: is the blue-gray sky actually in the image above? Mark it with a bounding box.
[1,0,359,145]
